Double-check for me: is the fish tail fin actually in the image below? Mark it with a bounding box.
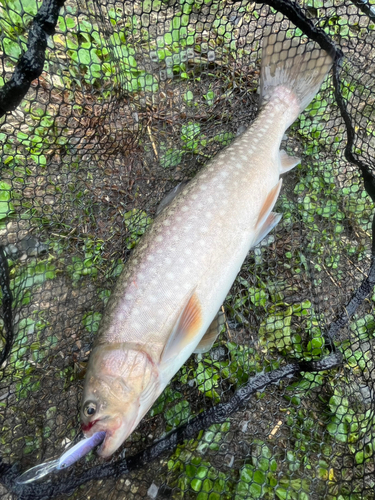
[260,32,333,120]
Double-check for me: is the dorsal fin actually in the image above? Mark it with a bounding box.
[156,181,190,216]
[160,291,203,364]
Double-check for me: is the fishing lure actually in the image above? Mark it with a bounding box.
[16,431,105,484]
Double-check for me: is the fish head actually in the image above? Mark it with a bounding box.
[80,343,159,458]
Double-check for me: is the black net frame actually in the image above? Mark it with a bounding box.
[1,0,375,499]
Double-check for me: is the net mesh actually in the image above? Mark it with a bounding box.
[1,0,375,499]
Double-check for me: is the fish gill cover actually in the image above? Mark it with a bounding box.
[0,0,375,499]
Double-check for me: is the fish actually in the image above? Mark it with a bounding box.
[80,32,333,458]
[16,431,105,484]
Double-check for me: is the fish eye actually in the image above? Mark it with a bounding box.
[84,402,97,417]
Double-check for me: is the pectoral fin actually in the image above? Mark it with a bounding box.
[280,150,300,174]
[253,212,282,247]
[255,179,282,231]
[194,309,225,354]
[160,291,203,364]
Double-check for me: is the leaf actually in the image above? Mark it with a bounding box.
[3,38,22,60]
[164,400,191,428]
[203,90,215,106]
[82,311,102,334]
[160,148,182,169]
[0,181,14,220]
[123,209,152,249]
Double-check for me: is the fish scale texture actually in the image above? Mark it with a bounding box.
[0,0,375,499]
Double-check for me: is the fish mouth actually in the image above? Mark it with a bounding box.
[97,412,139,458]
[81,414,132,458]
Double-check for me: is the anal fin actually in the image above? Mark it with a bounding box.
[194,310,225,354]
[280,150,300,174]
[253,212,282,247]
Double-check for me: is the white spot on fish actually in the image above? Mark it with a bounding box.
[167,272,174,280]
[200,185,208,191]
[132,322,141,329]
[192,194,198,200]
[182,206,189,212]
[220,172,229,178]
[126,293,134,300]
[165,257,172,265]
[184,248,192,255]
[200,226,208,233]
[155,235,163,242]
[149,296,158,303]
[147,255,155,262]
[207,196,214,204]
[118,312,125,321]
[148,317,156,325]
[163,220,171,226]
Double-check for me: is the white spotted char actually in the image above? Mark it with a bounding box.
[80,32,333,458]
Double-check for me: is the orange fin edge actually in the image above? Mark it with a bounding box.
[160,291,203,364]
